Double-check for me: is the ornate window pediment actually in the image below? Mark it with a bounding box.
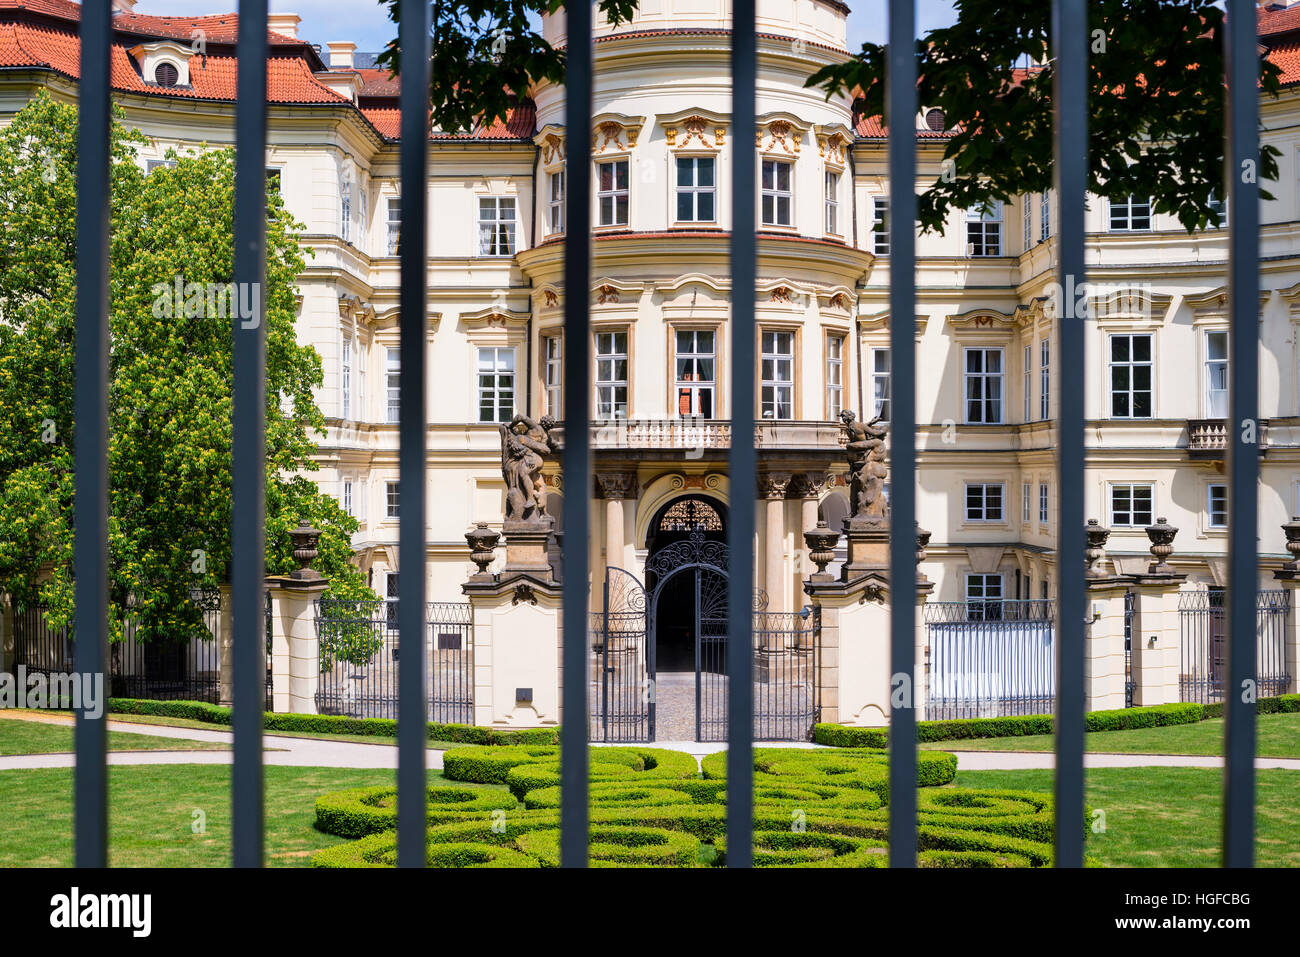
[591,113,646,155]
[534,124,566,171]
[945,308,1018,331]
[756,113,810,157]
[814,124,853,171]
[658,108,728,151]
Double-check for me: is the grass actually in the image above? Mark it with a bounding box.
[955,766,1300,867]
[920,711,1300,757]
[0,717,226,755]
[0,765,499,867]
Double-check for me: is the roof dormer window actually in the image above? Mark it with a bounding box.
[129,41,193,90]
[154,62,179,88]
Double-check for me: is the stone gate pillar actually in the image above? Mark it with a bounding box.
[1272,518,1300,694]
[267,521,330,715]
[217,583,234,708]
[1128,518,1187,706]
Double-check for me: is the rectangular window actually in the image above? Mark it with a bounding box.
[965,482,1005,522]
[477,197,517,256]
[386,196,401,255]
[543,334,562,418]
[146,158,177,173]
[1208,483,1227,528]
[761,160,793,227]
[1023,344,1031,421]
[871,348,891,420]
[341,181,352,242]
[674,329,715,417]
[760,330,795,419]
[1109,195,1152,231]
[964,347,1004,424]
[1040,190,1051,240]
[548,171,565,234]
[595,331,629,420]
[386,481,399,519]
[1022,482,1031,523]
[675,157,716,222]
[385,347,400,424]
[342,479,354,517]
[1110,483,1155,527]
[1207,190,1227,228]
[824,169,840,234]
[1039,482,1049,525]
[1040,337,1050,420]
[1109,334,1153,418]
[1023,194,1032,251]
[597,160,629,226]
[1205,330,1228,418]
[825,334,844,418]
[477,347,516,423]
[966,573,1004,620]
[872,196,890,255]
[966,201,1003,256]
[341,335,353,420]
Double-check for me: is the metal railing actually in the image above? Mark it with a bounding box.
[1178,590,1290,704]
[63,0,1264,871]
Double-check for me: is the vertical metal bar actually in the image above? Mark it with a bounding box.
[1051,0,1087,869]
[727,0,757,868]
[561,0,594,869]
[231,0,268,868]
[1223,0,1259,868]
[886,0,918,870]
[73,0,112,870]
[396,0,432,869]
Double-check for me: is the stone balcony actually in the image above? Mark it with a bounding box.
[550,418,846,460]
[1187,418,1270,459]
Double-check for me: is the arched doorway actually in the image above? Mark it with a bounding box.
[644,495,727,675]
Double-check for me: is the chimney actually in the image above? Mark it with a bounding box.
[112,0,139,13]
[327,41,357,70]
[268,13,302,40]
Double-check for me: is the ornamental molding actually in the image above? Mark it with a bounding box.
[534,284,561,310]
[591,277,645,306]
[533,125,566,168]
[756,112,810,155]
[816,286,856,313]
[459,306,530,330]
[856,309,928,336]
[591,113,646,154]
[814,123,853,168]
[1188,285,1273,323]
[659,108,729,150]
[945,307,1018,331]
[656,273,730,296]
[756,277,814,307]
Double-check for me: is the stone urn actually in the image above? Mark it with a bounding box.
[465,522,501,577]
[1144,517,1179,576]
[1282,517,1300,573]
[287,520,323,582]
[1085,519,1111,578]
[803,521,840,580]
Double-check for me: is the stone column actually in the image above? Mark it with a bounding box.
[268,521,331,715]
[0,595,14,678]
[759,472,791,613]
[790,472,825,603]
[217,583,234,707]
[596,472,637,576]
[1272,517,1300,694]
[1130,518,1187,706]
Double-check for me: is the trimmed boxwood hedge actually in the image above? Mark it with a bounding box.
[1203,693,1300,719]
[311,742,1067,868]
[105,698,559,745]
[813,700,1230,747]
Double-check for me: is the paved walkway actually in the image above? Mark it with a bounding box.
[3,712,1299,772]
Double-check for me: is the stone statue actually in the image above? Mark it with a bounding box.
[841,409,888,523]
[500,413,557,524]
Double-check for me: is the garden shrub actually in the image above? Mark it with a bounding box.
[312,743,1062,868]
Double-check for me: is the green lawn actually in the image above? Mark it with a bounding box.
[920,711,1300,757]
[956,767,1300,867]
[0,765,485,867]
[0,717,226,756]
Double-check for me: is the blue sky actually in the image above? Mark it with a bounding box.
[131,0,959,55]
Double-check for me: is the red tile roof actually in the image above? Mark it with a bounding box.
[361,102,536,142]
[357,67,400,98]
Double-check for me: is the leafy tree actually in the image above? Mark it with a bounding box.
[809,0,1282,233]
[0,92,376,649]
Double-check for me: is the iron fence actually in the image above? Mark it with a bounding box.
[314,599,473,723]
[1178,589,1290,704]
[924,600,1056,719]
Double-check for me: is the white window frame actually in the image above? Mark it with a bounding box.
[386,196,401,256]
[1207,483,1227,529]
[341,178,352,243]
[872,196,890,255]
[675,156,716,223]
[476,346,517,423]
[543,334,562,418]
[674,328,716,418]
[871,347,891,421]
[760,329,795,420]
[1039,482,1049,525]
[341,334,353,420]
[963,346,1004,424]
[965,482,1005,523]
[548,171,565,235]
[1205,329,1228,418]
[1022,482,1031,523]
[1040,336,1050,420]
[1110,483,1155,527]
[824,169,840,235]
[595,330,629,420]
[1108,333,1154,419]
[761,159,793,228]
[1022,194,1032,251]
[1023,343,1032,421]
[1040,190,1051,241]
[965,572,1004,620]
[385,481,399,519]
[1109,194,1152,231]
[385,347,400,424]
[477,196,517,256]
[596,159,629,227]
[966,201,1003,256]
[342,479,354,517]
[825,333,844,418]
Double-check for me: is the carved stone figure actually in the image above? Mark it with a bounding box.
[500,413,557,524]
[841,409,888,523]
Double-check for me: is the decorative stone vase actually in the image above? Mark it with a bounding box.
[287,520,323,582]
[1281,517,1300,573]
[803,521,840,579]
[916,524,932,564]
[465,522,501,576]
[1144,517,1178,575]
[1085,519,1111,578]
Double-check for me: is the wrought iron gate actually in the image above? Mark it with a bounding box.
[588,531,818,743]
[1178,589,1290,703]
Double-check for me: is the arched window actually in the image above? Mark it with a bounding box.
[657,497,723,533]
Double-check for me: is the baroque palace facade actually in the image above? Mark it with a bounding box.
[6,0,1300,631]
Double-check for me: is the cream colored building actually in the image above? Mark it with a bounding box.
[5,0,1300,667]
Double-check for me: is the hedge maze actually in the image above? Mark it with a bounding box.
[312,744,1069,868]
